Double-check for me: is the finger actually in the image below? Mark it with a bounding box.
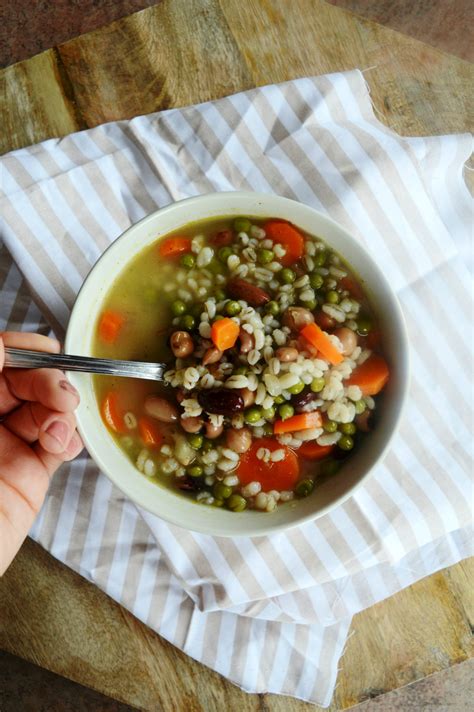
[34,432,84,476]
[3,401,77,454]
[0,331,61,354]
[4,368,80,413]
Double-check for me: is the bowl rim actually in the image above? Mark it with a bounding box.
[66,190,410,537]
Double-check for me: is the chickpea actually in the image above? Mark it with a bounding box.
[282,307,315,332]
[202,346,223,366]
[275,347,299,362]
[333,327,358,356]
[240,387,256,408]
[205,421,224,439]
[145,395,178,423]
[225,427,252,453]
[170,331,194,358]
[180,415,203,433]
[239,327,254,354]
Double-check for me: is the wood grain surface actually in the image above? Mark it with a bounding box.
[0,1,472,709]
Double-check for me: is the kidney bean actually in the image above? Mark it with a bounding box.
[282,307,315,332]
[333,327,358,356]
[205,422,224,439]
[225,427,252,453]
[198,388,244,415]
[170,331,194,358]
[145,395,179,423]
[275,347,299,362]
[202,346,223,366]
[240,387,256,408]
[180,415,203,433]
[239,327,254,354]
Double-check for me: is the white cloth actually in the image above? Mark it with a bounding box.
[1,69,472,706]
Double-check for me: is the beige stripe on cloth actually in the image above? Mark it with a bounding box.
[1,70,472,705]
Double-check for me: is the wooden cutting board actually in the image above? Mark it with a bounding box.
[0,1,472,710]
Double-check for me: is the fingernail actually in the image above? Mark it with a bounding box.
[45,420,69,448]
[59,379,78,397]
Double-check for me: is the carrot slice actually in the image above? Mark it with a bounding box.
[300,323,343,365]
[101,391,127,433]
[346,353,390,396]
[237,437,300,490]
[264,220,305,266]
[298,442,335,460]
[211,318,240,351]
[158,236,192,258]
[138,416,164,448]
[98,310,125,344]
[273,411,322,435]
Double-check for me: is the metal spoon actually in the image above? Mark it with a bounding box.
[4,347,166,382]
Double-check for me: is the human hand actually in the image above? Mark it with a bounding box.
[0,332,83,575]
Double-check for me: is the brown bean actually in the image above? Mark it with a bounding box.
[170,331,194,358]
[355,411,372,432]
[275,347,299,362]
[198,388,244,415]
[227,277,270,307]
[282,307,315,332]
[145,395,179,423]
[176,388,186,404]
[239,327,254,354]
[240,387,256,408]
[333,327,358,356]
[180,415,203,433]
[225,427,252,453]
[205,421,224,439]
[202,346,223,366]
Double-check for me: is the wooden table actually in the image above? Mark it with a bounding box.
[1,1,472,709]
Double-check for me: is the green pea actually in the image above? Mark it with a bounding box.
[265,300,280,316]
[244,407,262,424]
[234,365,247,375]
[287,381,305,395]
[180,314,195,330]
[355,399,366,415]
[190,302,204,318]
[262,423,274,436]
[280,268,296,284]
[294,478,314,498]
[233,217,252,234]
[274,395,285,405]
[218,246,233,263]
[227,494,247,512]
[340,422,356,435]
[212,499,224,507]
[311,377,325,393]
[262,406,276,420]
[356,317,372,335]
[180,253,195,269]
[257,248,274,265]
[278,404,294,420]
[309,272,324,290]
[214,288,226,301]
[338,435,354,451]
[188,433,204,449]
[320,459,340,478]
[171,299,187,316]
[225,300,241,316]
[326,290,340,304]
[303,298,317,310]
[314,250,327,266]
[323,420,338,433]
[187,465,203,477]
[201,439,213,453]
[213,482,233,500]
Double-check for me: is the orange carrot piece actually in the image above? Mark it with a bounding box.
[138,416,164,448]
[98,310,125,344]
[346,353,390,396]
[211,318,240,351]
[101,391,127,433]
[237,437,300,490]
[298,442,335,460]
[264,220,305,266]
[158,236,192,258]
[273,411,322,435]
[300,323,343,365]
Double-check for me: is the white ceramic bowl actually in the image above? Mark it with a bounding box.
[66,191,409,537]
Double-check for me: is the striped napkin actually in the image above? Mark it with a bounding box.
[1,70,472,707]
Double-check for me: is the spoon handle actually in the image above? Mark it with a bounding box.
[4,347,165,382]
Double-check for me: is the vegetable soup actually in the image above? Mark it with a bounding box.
[93,216,389,513]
